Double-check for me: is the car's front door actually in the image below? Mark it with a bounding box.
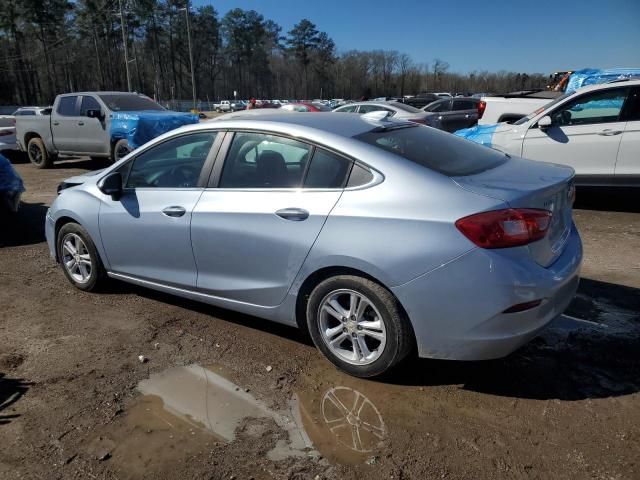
[191,132,352,306]
[76,95,110,155]
[614,86,640,183]
[521,87,629,178]
[99,131,220,287]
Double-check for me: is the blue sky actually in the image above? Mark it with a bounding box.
[191,0,640,74]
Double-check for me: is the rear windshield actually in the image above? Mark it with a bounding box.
[354,125,508,176]
[389,102,421,113]
[98,94,165,112]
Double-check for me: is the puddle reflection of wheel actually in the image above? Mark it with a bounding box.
[321,386,386,453]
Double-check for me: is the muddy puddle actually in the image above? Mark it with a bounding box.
[87,302,639,476]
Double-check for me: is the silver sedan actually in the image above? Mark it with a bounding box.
[46,113,582,377]
[332,101,437,126]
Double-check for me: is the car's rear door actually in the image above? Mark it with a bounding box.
[521,86,628,180]
[51,95,82,152]
[448,99,479,132]
[191,131,352,307]
[614,86,640,184]
[99,131,221,288]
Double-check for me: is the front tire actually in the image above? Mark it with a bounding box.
[27,137,53,169]
[111,139,131,163]
[56,223,106,292]
[306,275,414,378]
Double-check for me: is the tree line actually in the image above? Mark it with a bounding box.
[0,0,549,107]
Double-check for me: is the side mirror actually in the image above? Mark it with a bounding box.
[86,109,104,120]
[538,115,552,130]
[98,172,123,199]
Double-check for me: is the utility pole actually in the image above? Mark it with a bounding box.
[118,0,132,92]
[180,2,197,110]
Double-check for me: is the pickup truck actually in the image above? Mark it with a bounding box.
[16,91,198,168]
[214,100,239,113]
[479,68,640,125]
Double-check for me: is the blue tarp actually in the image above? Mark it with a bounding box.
[110,110,199,149]
[0,153,25,212]
[454,123,499,147]
[565,68,640,94]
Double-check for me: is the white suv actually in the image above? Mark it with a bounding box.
[472,79,640,186]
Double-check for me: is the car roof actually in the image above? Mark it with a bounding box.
[199,111,400,138]
[57,91,147,96]
[574,78,640,94]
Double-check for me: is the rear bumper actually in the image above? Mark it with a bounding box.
[392,224,582,360]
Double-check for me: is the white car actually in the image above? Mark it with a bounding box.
[465,79,640,186]
[0,114,16,152]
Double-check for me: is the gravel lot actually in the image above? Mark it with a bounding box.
[1,156,639,480]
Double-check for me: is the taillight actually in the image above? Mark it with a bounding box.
[455,208,552,249]
[477,101,486,119]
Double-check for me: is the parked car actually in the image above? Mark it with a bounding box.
[0,153,24,212]
[401,93,440,109]
[15,91,198,168]
[457,79,640,186]
[423,97,481,132]
[46,112,581,377]
[13,106,50,116]
[281,102,330,112]
[333,101,435,125]
[214,100,238,113]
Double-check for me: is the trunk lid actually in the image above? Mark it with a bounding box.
[452,156,575,267]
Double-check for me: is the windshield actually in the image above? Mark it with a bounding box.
[513,93,571,125]
[98,94,165,112]
[389,102,421,113]
[355,125,507,176]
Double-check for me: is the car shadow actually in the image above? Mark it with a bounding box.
[574,187,640,213]
[52,156,109,171]
[386,277,640,401]
[0,201,48,247]
[0,374,30,425]
[104,275,639,401]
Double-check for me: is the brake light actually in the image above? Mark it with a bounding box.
[477,101,486,119]
[455,208,552,248]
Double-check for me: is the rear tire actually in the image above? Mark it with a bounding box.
[27,137,53,169]
[306,275,414,378]
[56,223,106,292]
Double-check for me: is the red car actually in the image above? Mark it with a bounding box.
[281,102,331,112]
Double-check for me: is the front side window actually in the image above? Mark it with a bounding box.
[219,133,312,188]
[550,88,627,127]
[125,132,216,188]
[621,87,640,121]
[81,96,101,116]
[57,96,79,116]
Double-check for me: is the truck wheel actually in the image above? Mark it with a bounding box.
[27,137,53,169]
[111,139,131,163]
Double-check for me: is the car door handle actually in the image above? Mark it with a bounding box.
[53,121,59,126]
[275,208,309,221]
[597,129,622,136]
[162,206,186,217]
[464,114,470,118]
[77,121,84,126]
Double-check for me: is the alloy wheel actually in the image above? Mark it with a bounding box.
[61,233,93,284]
[318,289,387,365]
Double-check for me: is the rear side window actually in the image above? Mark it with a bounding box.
[304,149,352,188]
[57,96,78,116]
[354,125,507,176]
[347,163,374,187]
[335,105,357,113]
[452,100,476,111]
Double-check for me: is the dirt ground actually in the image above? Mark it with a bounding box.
[1,156,639,480]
